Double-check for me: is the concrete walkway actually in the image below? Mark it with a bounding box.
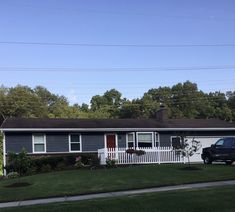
[1,180,235,209]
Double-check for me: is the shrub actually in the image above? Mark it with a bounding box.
[56,162,67,171]
[135,150,146,156]
[89,154,100,167]
[126,149,146,156]
[63,155,76,166]
[7,172,19,179]
[126,149,135,154]
[41,164,52,173]
[31,156,64,172]
[106,158,116,168]
[6,153,101,175]
[7,149,31,176]
[74,156,84,169]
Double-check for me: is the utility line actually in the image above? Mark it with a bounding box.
[0,65,235,72]
[0,41,235,48]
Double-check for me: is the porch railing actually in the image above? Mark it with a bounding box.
[98,147,184,165]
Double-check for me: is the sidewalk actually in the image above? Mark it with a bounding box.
[0,180,235,209]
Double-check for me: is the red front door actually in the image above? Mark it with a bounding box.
[106,134,116,149]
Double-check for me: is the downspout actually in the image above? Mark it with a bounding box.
[2,131,6,176]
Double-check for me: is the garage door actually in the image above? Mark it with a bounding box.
[185,137,222,163]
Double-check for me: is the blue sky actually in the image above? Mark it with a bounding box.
[0,0,235,105]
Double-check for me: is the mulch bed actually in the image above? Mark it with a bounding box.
[4,182,32,188]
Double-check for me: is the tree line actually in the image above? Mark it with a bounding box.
[0,81,235,121]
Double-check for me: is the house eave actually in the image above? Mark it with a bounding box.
[2,127,235,132]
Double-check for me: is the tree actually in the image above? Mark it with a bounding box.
[7,149,31,176]
[2,85,47,118]
[90,89,123,118]
[227,91,235,120]
[0,82,234,121]
[175,136,202,167]
[119,99,142,118]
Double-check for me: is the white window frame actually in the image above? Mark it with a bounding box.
[126,132,135,149]
[136,132,154,148]
[170,136,182,148]
[32,134,46,153]
[69,134,82,152]
[155,132,160,147]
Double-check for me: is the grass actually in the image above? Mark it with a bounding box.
[0,164,235,202]
[2,186,235,212]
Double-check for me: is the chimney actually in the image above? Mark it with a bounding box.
[156,105,168,122]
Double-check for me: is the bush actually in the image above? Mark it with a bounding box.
[7,172,19,179]
[63,155,76,166]
[31,156,64,172]
[74,156,84,169]
[41,164,52,173]
[126,149,146,156]
[89,154,100,167]
[56,162,67,171]
[6,153,101,175]
[7,149,31,176]
[106,158,116,168]
[31,154,100,172]
[135,150,146,156]
[126,149,135,154]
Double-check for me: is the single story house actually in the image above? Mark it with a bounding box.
[1,108,235,171]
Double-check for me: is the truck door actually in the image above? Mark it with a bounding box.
[223,138,233,160]
[212,139,227,160]
[232,138,235,160]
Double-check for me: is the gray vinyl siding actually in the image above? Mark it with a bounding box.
[159,134,172,147]
[5,130,235,154]
[5,133,32,153]
[46,134,69,152]
[82,134,104,152]
[118,133,126,148]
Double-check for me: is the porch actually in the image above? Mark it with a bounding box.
[98,147,185,165]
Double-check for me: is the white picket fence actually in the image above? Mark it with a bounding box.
[98,147,184,165]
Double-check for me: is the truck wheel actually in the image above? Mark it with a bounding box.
[204,156,212,164]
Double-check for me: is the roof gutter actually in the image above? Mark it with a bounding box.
[2,127,235,132]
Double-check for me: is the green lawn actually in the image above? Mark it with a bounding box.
[2,186,235,212]
[0,164,235,202]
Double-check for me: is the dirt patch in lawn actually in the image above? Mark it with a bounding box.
[5,182,32,188]
[179,166,202,171]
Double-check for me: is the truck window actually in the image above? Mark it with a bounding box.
[215,139,224,146]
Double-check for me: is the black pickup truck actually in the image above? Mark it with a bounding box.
[201,137,235,165]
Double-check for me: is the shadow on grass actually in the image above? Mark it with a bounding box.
[4,182,32,188]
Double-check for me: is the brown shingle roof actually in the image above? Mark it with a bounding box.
[1,117,235,129]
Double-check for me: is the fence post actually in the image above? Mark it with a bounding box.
[115,147,118,162]
[158,147,161,164]
[104,148,107,161]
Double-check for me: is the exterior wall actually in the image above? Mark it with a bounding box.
[46,133,69,152]
[117,133,126,148]
[82,133,104,152]
[5,133,32,153]
[159,134,172,147]
[5,130,235,156]
[5,132,106,154]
